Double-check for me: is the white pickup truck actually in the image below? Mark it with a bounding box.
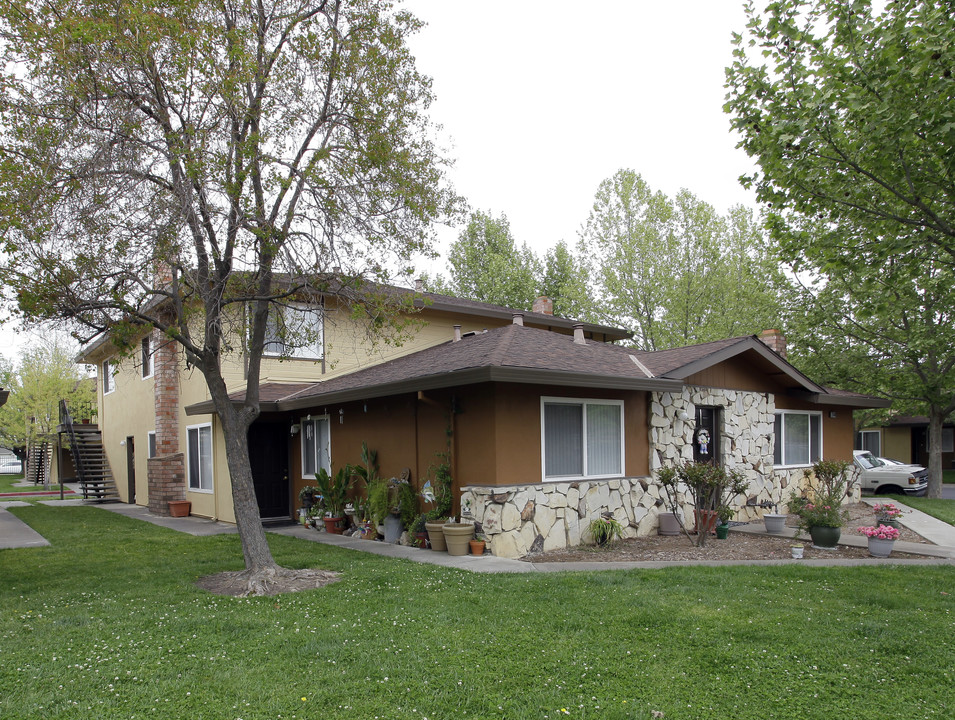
[853,450,928,496]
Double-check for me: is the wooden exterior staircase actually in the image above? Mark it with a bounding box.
[26,442,51,486]
[59,400,119,503]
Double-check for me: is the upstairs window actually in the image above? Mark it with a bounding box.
[542,398,623,480]
[102,360,114,394]
[774,411,822,467]
[141,336,154,378]
[262,305,323,359]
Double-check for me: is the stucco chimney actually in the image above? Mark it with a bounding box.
[532,296,554,316]
[512,313,524,326]
[758,329,787,358]
[415,277,424,293]
[573,323,586,345]
[453,324,462,342]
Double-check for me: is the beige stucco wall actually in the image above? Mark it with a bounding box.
[93,303,521,517]
[97,349,157,505]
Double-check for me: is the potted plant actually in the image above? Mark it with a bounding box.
[298,485,319,511]
[792,459,852,549]
[589,513,624,547]
[715,505,734,540]
[858,524,901,557]
[409,514,428,548]
[469,533,487,555]
[657,461,749,547]
[873,502,903,529]
[314,467,350,534]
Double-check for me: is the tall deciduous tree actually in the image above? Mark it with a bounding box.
[0,341,95,462]
[579,169,783,350]
[0,0,457,591]
[725,0,955,496]
[429,210,541,310]
[539,240,590,320]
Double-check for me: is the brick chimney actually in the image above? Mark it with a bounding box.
[758,329,787,358]
[532,296,553,316]
[147,329,186,516]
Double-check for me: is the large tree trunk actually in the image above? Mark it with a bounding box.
[927,407,945,499]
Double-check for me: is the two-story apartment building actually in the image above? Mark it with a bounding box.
[78,286,887,558]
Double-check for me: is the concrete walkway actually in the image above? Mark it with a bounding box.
[3,496,955,572]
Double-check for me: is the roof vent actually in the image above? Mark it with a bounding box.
[532,296,554,316]
[512,313,524,326]
[453,325,462,342]
[573,323,586,345]
[415,277,424,293]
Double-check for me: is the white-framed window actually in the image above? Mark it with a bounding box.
[774,410,822,467]
[147,431,157,459]
[186,423,214,492]
[102,360,114,395]
[300,415,331,479]
[141,336,154,379]
[856,429,881,456]
[541,397,624,480]
[263,305,324,359]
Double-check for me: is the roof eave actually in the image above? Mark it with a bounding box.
[801,392,893,409]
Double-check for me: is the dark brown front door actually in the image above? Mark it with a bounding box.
[248,421,291,519]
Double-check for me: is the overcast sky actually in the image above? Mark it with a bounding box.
[404,0,761,264]
[0,1,762,363]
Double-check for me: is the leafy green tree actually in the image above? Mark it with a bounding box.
[0,341,95,462]
[725,0,955,496]
[579,169,783,350]
[0,0,457,591]
[431,210,541,310]
[539,240,591,320]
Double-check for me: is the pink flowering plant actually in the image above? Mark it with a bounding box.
[873,503,903,522]
[857,524,901,541]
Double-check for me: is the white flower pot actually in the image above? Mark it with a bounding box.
[868,537,895,558]
[763,513,787,534]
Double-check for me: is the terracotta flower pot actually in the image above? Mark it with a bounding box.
[469,539,486,555]
[693,509,718,535]
[323,516,345,534]
[168,500,191,518]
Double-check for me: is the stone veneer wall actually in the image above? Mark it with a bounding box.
[463,479,674,559]
[462,385,858,559]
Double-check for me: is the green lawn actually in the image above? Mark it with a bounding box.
[893,496,955,526]
[943,470,955,484]
[2,506,954,720]
[0,473,28,493]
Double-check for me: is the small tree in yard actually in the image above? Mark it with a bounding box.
[0,0,457,594]
[657,462,749,548]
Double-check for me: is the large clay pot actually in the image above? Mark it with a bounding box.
[693,509,718,535]
[809,525,841,549]
[443,523,474,556]
[657,511,681,536]
[425,521,447,551]
[168,500,191,517]
[469,539,486,555]
[323,516,345,534]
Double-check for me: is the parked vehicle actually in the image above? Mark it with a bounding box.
[853,450,928,496]
[0,459,22,474]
